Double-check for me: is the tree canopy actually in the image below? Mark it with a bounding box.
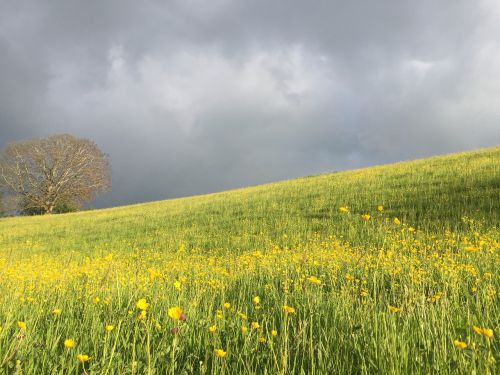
[0,134,110,215]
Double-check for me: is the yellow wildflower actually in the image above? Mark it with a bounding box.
[307,276,321,285]
[136,298,149,311]
[473,326,483,335]
[453,340,467,350]
[393,217,401,225]
[377,205,384,212]
[167,306,184,320]
[214,349,227,358]
[17,321,26,330]
[271,329,278,336]
[53,308,62,316]
[339,207,349,213]
[251,321,260,330]
[483,329,494,338]
[64,339,75,348]
[223,302,231,309]
[241,326,248,333]
[76,354,90,362]
[361,214,371,221]
[208,325,217,333]
[283,305,296,314]
[473,326,494,338]
[148,268,162,282]
[105,325,114,332]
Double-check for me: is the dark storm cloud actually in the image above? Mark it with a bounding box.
[1,1,499,207]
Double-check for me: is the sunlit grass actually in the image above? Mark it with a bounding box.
[0,147,498,373]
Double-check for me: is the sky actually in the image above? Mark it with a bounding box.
[1,0,499,208]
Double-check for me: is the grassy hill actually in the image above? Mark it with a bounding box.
[0,147,498,374]
[0,146,498,256]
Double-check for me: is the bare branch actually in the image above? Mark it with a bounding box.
[0,134,111,215]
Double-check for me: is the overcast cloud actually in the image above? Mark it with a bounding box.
[1,0,499,207]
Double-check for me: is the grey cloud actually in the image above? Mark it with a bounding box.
[1,1,499,207]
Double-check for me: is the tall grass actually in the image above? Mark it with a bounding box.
[0,147,498,374]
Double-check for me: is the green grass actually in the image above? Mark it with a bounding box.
[0,146,498,255]
[0,146,498,374]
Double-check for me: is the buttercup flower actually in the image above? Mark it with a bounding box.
[307,276,321,285]
[483,328,494,338]
[136,299,149,311]
[64,339,75,348]
[168,306,184,320]
[214,349,227,358]
[473,326,494,338]
[453,340,467,350]
[76,354,90,362]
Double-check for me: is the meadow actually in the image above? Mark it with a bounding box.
[0,147,498,374]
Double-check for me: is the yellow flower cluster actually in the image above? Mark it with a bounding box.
[0,211,497,372]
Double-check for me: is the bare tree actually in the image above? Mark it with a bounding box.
[0,134,110,214]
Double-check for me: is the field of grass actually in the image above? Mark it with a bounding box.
[0,147,498,374]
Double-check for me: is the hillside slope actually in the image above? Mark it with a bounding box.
[0,147,499,374]
[0,146,498,255]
